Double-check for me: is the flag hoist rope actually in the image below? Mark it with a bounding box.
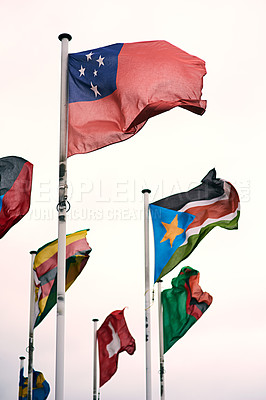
[27,250,37,400]
[56,33,72,400]
[142,189,152,400]
[157,280,165,400]
[92,318,99,400]
[19,356,26,395]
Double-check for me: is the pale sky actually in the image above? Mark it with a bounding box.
[1,1,266,399]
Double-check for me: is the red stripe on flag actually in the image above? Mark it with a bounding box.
[35,237,89,278]
[185,184,239,230]
[38,279,55,300]
[185,281,203,320]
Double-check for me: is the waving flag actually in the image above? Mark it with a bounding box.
[0,156,33,239]
[150,169,240,282]
[19,367,50,400]
[97,309,136,386]
[33,229,91,328]
[68,40,207,157]
[162,267,213,353]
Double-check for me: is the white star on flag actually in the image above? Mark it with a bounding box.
[93,69,98,77]
[86,52,94,61]
[79,65,85,77]
[90,82,101,97]
[97,55,105,67]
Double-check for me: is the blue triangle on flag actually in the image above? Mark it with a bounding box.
[149,204,195,282]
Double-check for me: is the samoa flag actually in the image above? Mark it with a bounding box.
[68,40,207,157]
[0,156,33,239]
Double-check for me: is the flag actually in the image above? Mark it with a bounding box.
[162,266,212,353]
[97,309,136,387]
[33,229,91,328]
[0,156,33,239]
[150,169,240,282]
[19,367,50,400]
[68,40,207,157]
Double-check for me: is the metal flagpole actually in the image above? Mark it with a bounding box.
[27,251,37,400]
[142,188,152,400]
[19,355,26,370]
[157,280,165,400]
[92,318,99,400]
[56,32,72,400]
[19,356,26,397]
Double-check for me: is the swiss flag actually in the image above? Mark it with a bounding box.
[97,309,136,386]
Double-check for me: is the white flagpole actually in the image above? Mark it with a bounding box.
[157,280,165,400]
[142,188,152,400]
[56,32,72,400]
[19,356,26,397]
[19,355,26,371]
[92,318,99,400]
[27,250,37,400]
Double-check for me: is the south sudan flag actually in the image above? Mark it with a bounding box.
[150,169,240,282]
[33,229,91,328]
[0,156,33,239]
[162,266,212,353]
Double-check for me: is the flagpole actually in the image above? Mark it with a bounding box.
[92,318,99,400]
[19,356,26,398]
[157,280,165,400]
[142,188,152,400]
[27,251,37,400]
[19,355,26,370]
[56,32,72,400]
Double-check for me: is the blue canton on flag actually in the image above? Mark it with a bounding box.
[68,43,123,103]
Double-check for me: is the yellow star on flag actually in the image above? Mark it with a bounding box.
[160,214,184,247]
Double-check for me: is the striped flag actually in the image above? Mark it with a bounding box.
[162,266,213,353]
[150,169,240,282]
[33,229,91,328]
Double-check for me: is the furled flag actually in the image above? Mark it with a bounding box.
[68,40,207,157]
[33,229,91,328]
[0,156,33,239]
[162,266,213,353]
[19,367,50,400]
[97,309,136,387]
[150,169,240,282]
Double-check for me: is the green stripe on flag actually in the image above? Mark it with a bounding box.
[158,211,240,281]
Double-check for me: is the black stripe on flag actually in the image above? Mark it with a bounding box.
[0,156,27,196]
[151,169,224,211]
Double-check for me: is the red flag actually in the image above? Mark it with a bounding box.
[68,40,207,157]
[97,309,136,387]
[0,156,33,239]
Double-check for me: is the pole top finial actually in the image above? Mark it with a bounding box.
[92,318,99,322]
[58,33,72,42]
[142,189,151,194]
[19,356,26,360]
[30,250,37,255]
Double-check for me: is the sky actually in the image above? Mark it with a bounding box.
[1,0,266,399]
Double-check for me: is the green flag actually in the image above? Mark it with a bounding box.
[162,267,213,353]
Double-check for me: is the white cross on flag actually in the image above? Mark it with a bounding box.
[97,309,136,386]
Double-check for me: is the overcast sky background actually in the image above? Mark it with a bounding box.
[1,1,266,399]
